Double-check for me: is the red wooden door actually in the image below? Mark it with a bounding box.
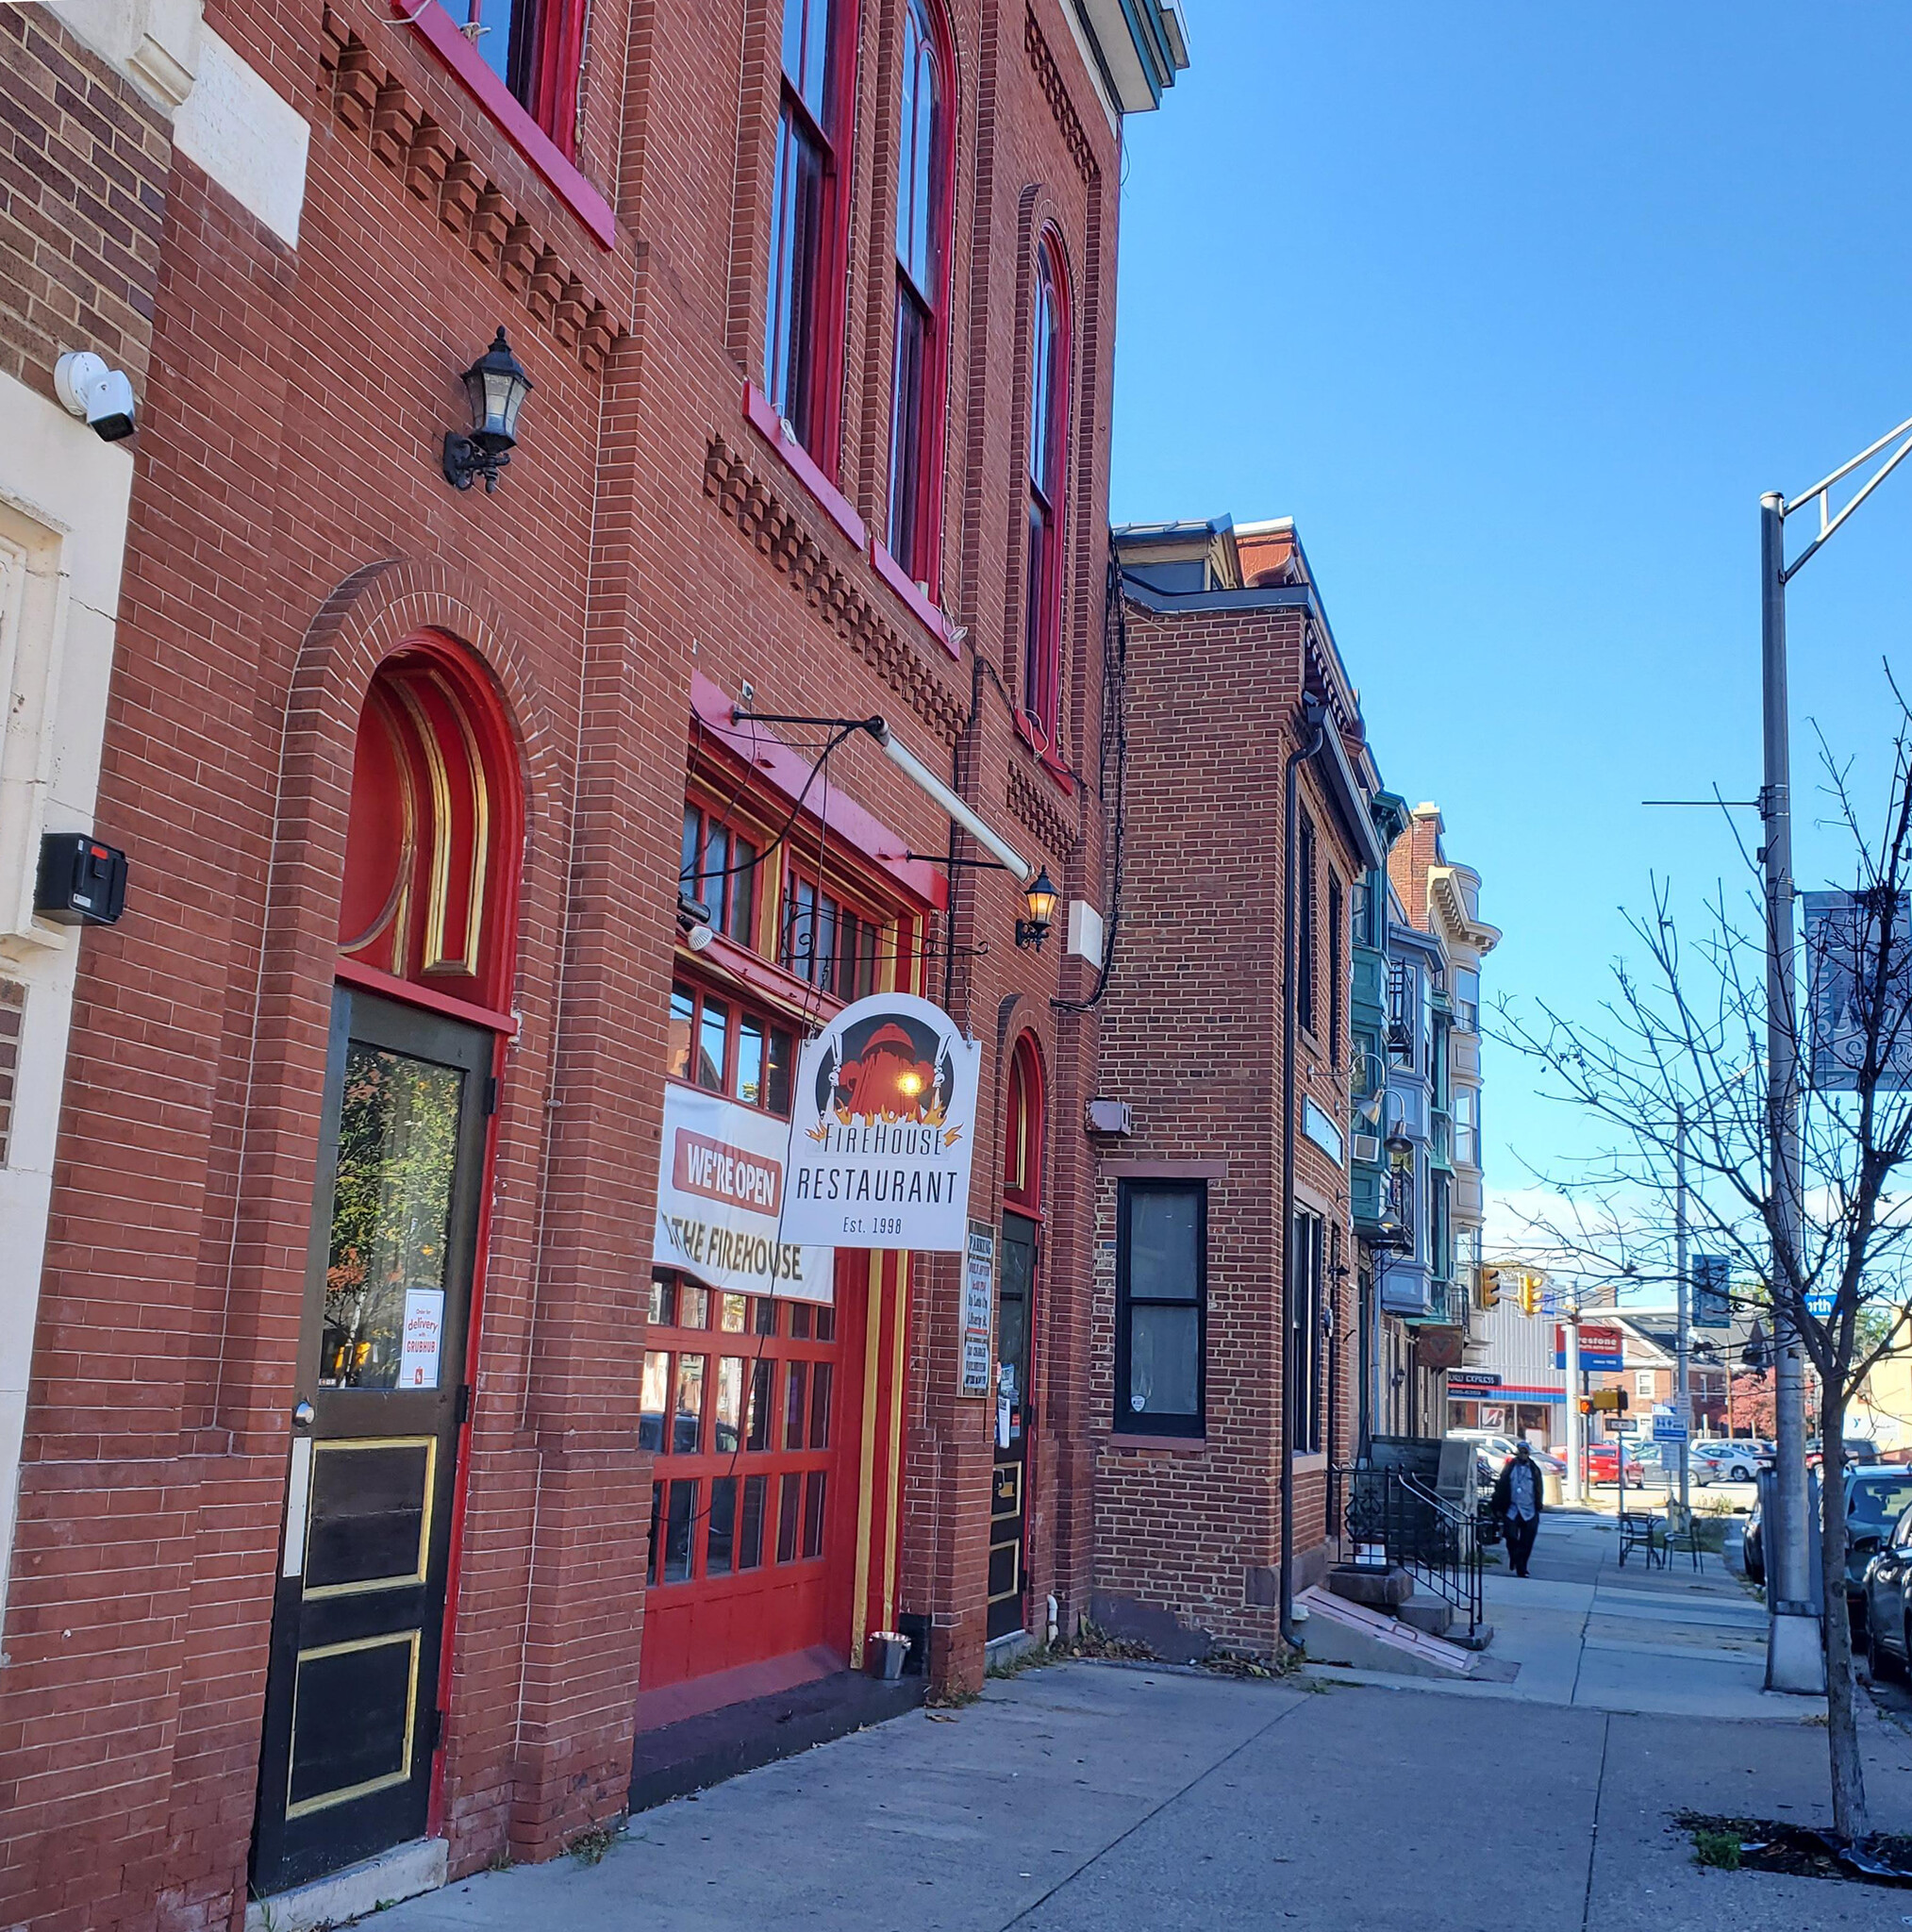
[638,1265,864,1694]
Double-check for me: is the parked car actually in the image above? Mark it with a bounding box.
[1691,1441,1764,1484]
[1446,1429,1521,1477]
[1862,1502,1912,1676]
[1807,1436,1881,1472]
[1742,1496,1764,1582]
[1582,1441,1644,1486]
[1841,1469,1912,1640]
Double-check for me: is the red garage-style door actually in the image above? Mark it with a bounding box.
[638,1267,865,1706]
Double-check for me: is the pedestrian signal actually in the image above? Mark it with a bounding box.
[1475,1266,1501,1311]
[1584,1388,1626,1412]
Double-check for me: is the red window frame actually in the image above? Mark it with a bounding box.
[667,978,798,1118]
[886,0,955,591]
[1003,1033,1045,1213]
[779,863,885,1003]
[765,0,858,462]
[681,797,763,948]
[441,0,586,159]
[1023,236,1071,747]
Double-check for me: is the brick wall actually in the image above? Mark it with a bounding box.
[0,8,167,402]
[0,4,1125,1927]
[1088,594,1365,1657]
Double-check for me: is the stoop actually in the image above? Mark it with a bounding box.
[1297,1586,1489,1679]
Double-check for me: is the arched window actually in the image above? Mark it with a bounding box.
[1023,238,1069,744]
[887,0,953,587]
[766,0,853,457]
[337,640,522,1013]
[1003,1034,1044,1211]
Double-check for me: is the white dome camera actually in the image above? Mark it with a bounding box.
[54,352,137,442]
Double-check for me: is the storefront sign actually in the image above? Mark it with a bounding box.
[962,1222,995,1397]
[783,992,982,1253]
[401,1287,443,1390]
[656,1083,835,1303]
[1448,1371,1503,1390]
[1555,1322,1624,1373]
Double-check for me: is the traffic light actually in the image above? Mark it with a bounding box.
[1583,1388,1627,1413]
[1516,1272,1542,1317]
[1475,1265,1501,1311]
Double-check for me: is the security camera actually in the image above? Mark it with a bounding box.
[54,352,137,441]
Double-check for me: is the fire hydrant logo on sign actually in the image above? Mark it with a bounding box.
[783,992,982,1253]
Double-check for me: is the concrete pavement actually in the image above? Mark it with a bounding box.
[369,1508,1912,1932]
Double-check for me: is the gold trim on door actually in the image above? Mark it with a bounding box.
[283,1630,422,1820]
[299,1436,438,1601]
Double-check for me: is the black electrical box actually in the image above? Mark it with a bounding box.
[36,832,127,925]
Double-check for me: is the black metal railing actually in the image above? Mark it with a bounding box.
[1338,1464,1484,1642]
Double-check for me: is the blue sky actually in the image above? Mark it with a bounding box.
[1110,2,1912,1228]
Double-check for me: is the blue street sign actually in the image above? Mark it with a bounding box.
[1692,1254,1731,1329]
[1653,1416,1688,1442]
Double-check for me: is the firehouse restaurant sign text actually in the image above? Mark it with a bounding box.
[656,1083,835,1303]
[782,992,983,1253]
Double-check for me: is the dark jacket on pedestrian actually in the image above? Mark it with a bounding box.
[1491,1452,1546,1523]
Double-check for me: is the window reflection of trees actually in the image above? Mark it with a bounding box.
[323,1044,463,1388]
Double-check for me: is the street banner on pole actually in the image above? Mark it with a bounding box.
[782,991,982,1252]
[1804,889,1912,1090]
[1693,1253,1732,1329]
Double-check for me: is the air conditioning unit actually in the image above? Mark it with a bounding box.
[1352,1133,1381,1165]
[1086,1097,1133,1137]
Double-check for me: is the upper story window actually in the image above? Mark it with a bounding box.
[1296,811,1318,1037]
[459,0,583,152]
[767,0,852,458]
[780,867,881,1002]
[681,801,760,946]
[1327,874,1344,1066]
[887,0,952,587]
[1023,238,1070,744]
[668,979,796,1116]
[1453,966,1480,1033]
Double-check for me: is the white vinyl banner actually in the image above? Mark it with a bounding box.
[655,1083,836,1304]
[782,992,983,1253]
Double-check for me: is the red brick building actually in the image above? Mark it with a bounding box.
[1094,516,1388,1657]
[0,3,1186,1926]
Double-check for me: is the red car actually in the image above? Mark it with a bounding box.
[1582,1443,1644,1486]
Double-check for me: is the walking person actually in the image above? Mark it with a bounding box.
[1493,1441,1544,1577]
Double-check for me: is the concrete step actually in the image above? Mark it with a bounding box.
[1297,1586,1488,1679]
[1396,1591,1453,1639]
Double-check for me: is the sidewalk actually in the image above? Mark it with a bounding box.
[1311,1505,1788,1720]
[370,1512,1912,1932]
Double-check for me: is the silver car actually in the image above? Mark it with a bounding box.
[1690,1441,1763,1485]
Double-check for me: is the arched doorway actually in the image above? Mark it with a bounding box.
[990,1036,1044,1641]
[252,639,521,1896]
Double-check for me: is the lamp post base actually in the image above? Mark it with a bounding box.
[1766,1607,1826,1694]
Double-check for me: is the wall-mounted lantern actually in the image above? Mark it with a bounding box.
[442,327,532,494]
[1015,867,1057,951]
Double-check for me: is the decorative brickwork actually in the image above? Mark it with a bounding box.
[1006,758,1076,859]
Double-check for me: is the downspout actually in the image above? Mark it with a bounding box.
[1280,692,1330,1651]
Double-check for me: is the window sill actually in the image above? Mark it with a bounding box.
[870,539,960,659]
[742,382,867,551]
[402,3,617,249]
[1106,1432,1206,1455]
[1012,709,1076,795]
[1293,1452,1329,1474]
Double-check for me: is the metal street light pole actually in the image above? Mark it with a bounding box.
[1675,1104,1690,1513]
[1757,411,1912,1694]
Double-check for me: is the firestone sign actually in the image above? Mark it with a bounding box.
[655,1083,835,1303]
[782,991,982,1253]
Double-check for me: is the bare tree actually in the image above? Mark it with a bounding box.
[1495,678,1912,1845]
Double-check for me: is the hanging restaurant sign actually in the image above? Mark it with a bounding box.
[782,991,982,1253]
[655,1083,836,1304]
